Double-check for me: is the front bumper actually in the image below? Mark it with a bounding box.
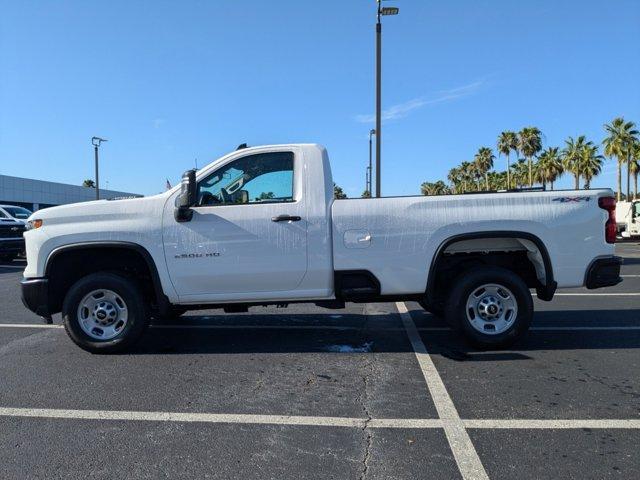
[21,278,51,317]
[0,239,25,255]
[585,256,623,289]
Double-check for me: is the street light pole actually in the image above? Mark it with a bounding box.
[368,129,376,195]
[91,137,108,200]
[374,1,398,198]
[375,2,382,198]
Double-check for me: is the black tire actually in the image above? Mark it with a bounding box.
[444,266,533,349]
[62,272,149,353]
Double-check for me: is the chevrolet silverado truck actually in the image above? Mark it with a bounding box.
[21,144,622,352]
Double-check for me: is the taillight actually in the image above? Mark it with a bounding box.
[598,196,616,244]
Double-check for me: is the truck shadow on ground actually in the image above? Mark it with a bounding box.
[128,308,640,358]
[0,260,26,275]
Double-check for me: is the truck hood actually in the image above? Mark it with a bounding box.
[29,194,168,226]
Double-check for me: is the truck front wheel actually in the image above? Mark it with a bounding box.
[62,272,149,353]
[445,267,532,349]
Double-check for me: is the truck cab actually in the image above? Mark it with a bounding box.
[163,144,334,303]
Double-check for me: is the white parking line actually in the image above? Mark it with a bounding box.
[1,407,639,431]
[530,326,640,331]
[553,293,640,296]
[397,302,489,480]
[0,324,63,329]
[464,419,640,429]
[621,275,640,278]
[0,407,367,427]
[417,326,640,332]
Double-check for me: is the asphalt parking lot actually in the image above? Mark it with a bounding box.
[0,243,638,479]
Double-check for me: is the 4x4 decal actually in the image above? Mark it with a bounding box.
[552,196,592,203]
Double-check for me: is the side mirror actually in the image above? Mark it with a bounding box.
[175,169,197,222]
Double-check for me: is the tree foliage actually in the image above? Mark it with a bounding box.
[421,120,639,195]
[333,183,347,199]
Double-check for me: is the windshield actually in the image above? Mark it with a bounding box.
[3,206,32,219]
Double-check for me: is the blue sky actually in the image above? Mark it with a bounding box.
[1,0,639,197]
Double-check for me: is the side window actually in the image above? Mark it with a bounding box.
[196,152,294,206]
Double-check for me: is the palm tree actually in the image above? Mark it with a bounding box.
[536,147,563,190]
[447,167,460,194]
[82,179,96,188]
[580,145,604,189]
[630,140,640,200]
[603,117,639,201]
[474,147,495,191]
[460,161,474,192]
[488,171,508,191]
[563,136,594,189]
[421,181,449,196]
[510,159,528,188]
[518,127,543,187]
[562,136,582,189]
[432,180,450,195]
[497,131,518,189]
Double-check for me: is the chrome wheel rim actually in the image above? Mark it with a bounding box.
[465,283,518,335]
[77,289,128,340]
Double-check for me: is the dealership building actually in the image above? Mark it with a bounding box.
[0,174,139,212]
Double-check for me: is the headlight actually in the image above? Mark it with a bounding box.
[26,219,43,230]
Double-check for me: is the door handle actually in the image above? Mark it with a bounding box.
[271,214,302,222]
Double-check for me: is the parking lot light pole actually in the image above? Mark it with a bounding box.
[91,137,107,200]
[375,1,399,198]
[368,129,376,195]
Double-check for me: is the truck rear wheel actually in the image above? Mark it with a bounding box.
[445,267,532,349]
[62,272,149,353]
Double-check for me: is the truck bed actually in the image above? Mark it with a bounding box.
[331,190,614,295]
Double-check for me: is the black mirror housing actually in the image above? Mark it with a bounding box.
[175,169,197,222]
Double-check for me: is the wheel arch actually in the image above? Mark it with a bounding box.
[44,241,170,314]
[426,231,556,303]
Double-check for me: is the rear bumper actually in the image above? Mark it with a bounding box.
[585,256,623,289]
[21,277,51,317]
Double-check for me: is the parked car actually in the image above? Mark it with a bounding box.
[0,218,26,262]
[21,144,621,352]
[0,205,33,224]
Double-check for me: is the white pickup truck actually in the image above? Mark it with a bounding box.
[21,144,622,352]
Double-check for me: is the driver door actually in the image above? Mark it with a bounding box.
[163,149,308,301]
